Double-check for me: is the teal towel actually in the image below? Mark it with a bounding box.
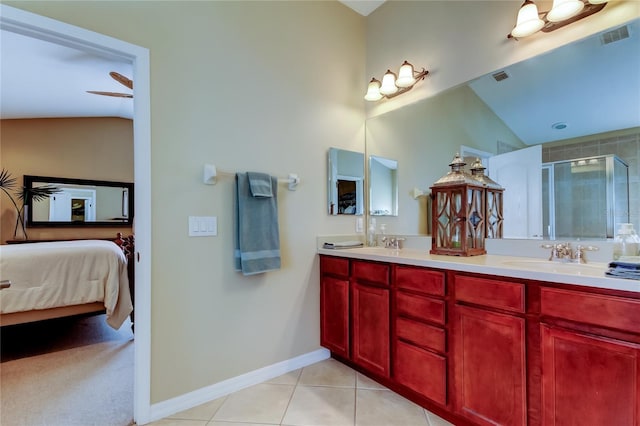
[234,172,281,275]
[247,172,273,198]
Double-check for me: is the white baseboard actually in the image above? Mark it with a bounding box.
[146,348,330,424]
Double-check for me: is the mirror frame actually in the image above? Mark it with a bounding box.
[25,175,134,228]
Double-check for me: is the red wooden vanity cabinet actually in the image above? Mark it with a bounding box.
[539,287,640,426]
[351,259,390,378]
[319,256,391,377]
[452,274,527,426]
[393,265,448,406]
[320,255,350,358]
[319,254,640,426]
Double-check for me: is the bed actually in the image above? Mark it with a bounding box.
[0,234,134,330]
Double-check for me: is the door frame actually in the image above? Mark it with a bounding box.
[0,5,152,424]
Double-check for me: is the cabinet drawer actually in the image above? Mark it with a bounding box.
[396,317,445,353]
[455,275,525,313]
[396,291,445,325]
[541,287,640,334]
[320,255,349,278]
[394,340,447,406]
[353,260,389,287]
[395,265,445,296]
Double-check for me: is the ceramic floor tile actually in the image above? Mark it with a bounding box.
[355,389,429,426]
[356,372,387,390]
[146,419,208,426]
[212,383,294,424]
[425,410,455,426]
[281,385,355,426]
[265,368,302,385]
[169,397,226,421]
[208,422,276,426]
[298,358,356,388]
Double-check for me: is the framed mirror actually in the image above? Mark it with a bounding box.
[25,175,134,227]
[369,155,398,216]
[327,147,364,215]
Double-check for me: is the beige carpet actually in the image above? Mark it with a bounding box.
[0,314,134,426]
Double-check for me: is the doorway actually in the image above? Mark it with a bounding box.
[0,4,152,424]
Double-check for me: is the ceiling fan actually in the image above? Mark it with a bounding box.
[87,71,133,98]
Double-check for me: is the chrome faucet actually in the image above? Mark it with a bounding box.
[541,242,599,263]
[381,236,405,249]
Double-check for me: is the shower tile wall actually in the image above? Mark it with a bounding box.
[543,130,640,233]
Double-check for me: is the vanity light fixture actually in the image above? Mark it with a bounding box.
[364,61,429,101]
[508,0,608,40]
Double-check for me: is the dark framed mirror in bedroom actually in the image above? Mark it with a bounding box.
[24,175,134,227]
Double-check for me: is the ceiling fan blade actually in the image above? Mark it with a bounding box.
[87,91,133,98]
[109,71,133,90]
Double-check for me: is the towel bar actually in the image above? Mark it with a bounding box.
[203,164,300,191]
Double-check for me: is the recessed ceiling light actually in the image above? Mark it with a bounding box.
[552,122,568,130]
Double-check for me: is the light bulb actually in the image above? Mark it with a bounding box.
[396,61,416,88]
[510,1,545,38]
[379,70,398,95]
[546,0,584,22]
[364,78,383,101]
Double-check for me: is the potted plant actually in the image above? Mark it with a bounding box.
[0,169,60,239]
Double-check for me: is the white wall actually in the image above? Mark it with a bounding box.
[7,0,366,404]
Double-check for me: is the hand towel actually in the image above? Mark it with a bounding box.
[234,172,281,275]
[323,241,364,249]
[247,172,273,198]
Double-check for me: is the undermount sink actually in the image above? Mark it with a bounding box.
[500,259,605,275]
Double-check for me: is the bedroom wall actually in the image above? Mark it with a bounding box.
[0,117,134,243]
[4,0,366,405]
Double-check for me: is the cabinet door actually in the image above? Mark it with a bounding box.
[541,325,640,426]
[453,305,526,426]
[352,282,390,377]
[320,276,349,358]
[395,340,447,405]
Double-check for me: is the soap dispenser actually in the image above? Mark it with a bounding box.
[613,223,640,260]
[367,218,377,247]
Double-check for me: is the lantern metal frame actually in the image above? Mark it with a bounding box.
[430,154,487,256]
[470,158,504,239]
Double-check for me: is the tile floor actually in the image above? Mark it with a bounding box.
[148,358,454,426]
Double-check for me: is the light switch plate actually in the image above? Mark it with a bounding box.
[189,216,217,236]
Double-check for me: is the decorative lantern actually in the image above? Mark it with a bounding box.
[470,158,504,239]
[430,153,486,256]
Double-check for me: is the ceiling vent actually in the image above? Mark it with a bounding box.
[492,71,509,82]
[600,25,630,45]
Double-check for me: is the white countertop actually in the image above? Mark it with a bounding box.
[318,247,640,294]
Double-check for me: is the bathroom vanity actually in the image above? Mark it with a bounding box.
[318,247,640,426]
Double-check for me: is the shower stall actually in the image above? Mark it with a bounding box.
[542,154,629,240]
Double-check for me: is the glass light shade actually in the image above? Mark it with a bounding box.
[396,61,416,88]
[511,1,545,38]
[364,78,383,101]
[379,70,398,95]
[546,0,584,22]
[588,0,607,3]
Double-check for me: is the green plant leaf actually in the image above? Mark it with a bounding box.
[0,168,17,191]
[17,185,61,203]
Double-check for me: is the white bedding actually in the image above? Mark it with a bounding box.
[0,240,133,329]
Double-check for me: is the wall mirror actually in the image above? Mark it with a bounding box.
[365,18,639,239]
[369,155,398,216]
[327,147,364,215]
[25,175,134,227]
